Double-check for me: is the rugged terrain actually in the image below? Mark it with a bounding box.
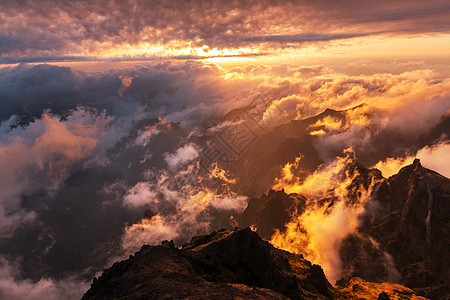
[240,160,450,299]
[83,228,428,299]
[83,228,331,299]
[216,105,450,197]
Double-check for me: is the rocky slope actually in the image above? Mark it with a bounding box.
[83,228,429,300]
[336,277,427,300]
[207,105,450,197]
[240,160,450,299]
[83,228,332,299]
[354,159,450,299]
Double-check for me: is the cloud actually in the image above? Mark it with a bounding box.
[119,162,247,254]
[0,62,252,271]
[373,142,450,178]
[372,157,415,178]
[0,257,88,300]
[122,182,156,208]
[242,32,383,43]
[272,152,353,198]
[164,143,199,170]
[264,70,449,164]
[1,1,450,60]
[270,152,381,285]
[416,142,450,178]
[0,62,247,131]
[0,108,111,235]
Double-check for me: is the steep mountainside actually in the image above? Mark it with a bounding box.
[226,108,345,196]
[240,160,450,299]
[83,228,428,300]
[83,228,332,299]
[206,105,450,197]
[352,159,450,299]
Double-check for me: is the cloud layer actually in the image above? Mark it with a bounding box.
[0,59,449,298]
[1,0,450,60]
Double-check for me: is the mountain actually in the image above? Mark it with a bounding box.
[220,107,344,196]
[82,228,331,299]
[81,106,449,299]
[205,105,450,197]
[83,228,428,299]
[239,160,450,299]
[351,159,450,299]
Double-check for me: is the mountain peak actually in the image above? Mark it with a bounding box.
[83,228,333,299]
[83,228,432,299]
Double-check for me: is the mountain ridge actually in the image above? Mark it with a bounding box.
[240,160,450,299]
[82,228,428,300]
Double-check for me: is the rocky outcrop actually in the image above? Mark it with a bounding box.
[83,228,332,299]
[83,227,431,299]
[355,159,450,299]
[83,228,431,299]
[240,160,449,299]
[240,189,305,239]
[336,277,427,300]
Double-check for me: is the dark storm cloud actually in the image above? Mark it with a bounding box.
[1,0,450,60]
[0,61,239,127]
[0,56,93,64]
[0,53,267,64]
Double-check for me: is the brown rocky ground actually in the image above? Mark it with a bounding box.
[83,228,429,300]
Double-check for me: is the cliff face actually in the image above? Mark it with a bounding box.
[240,189,306,239]
[353,160,450,299]
[240,160,450,299]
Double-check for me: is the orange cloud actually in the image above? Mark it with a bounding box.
[373,142,450,178]
[1,1,450,62]
[270,151,380,285]
[0,109,109,234]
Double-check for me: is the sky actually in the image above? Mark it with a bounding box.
[0,1,450,299]
[1,0,450,67]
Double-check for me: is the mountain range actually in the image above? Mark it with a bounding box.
[82,103,449,299]
[83,228,428,300]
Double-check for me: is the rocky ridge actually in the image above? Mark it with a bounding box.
[240,160,450,299]
[83,228,428,299]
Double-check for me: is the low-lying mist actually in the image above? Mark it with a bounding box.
[0,60,449,299]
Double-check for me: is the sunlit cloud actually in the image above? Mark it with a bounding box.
[0,13,449,296]
[270,151,382,285]
[1,0,450,63]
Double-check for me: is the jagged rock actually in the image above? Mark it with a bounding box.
[83,228,433,299]
[82,228,332,299]
[240,189,306,239]
[240,161,449,299]
[357,161,450,299]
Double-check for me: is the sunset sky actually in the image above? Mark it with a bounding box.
[1,0,450,68]
[0,1,449,299]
